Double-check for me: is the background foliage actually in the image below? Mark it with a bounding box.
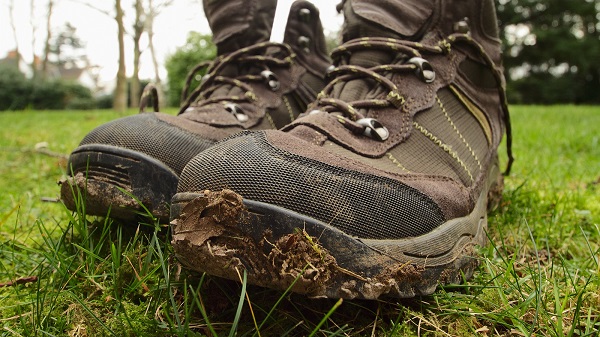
[497,0,600,104]
[1,1,599,110]
[164,32,216,107]
[0,63,95,111]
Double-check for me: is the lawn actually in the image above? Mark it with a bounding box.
[0,106,599,336]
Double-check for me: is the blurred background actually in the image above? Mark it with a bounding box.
[1,0,598,112]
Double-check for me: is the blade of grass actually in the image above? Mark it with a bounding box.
[308,298,343,337]
[229,268,248,337]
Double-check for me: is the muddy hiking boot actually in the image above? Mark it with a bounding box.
[171,0,514,299]
[59,0,330,222]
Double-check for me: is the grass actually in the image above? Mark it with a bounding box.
[0,106,599,336]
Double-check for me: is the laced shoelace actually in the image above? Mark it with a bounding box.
[176,42,296,122]
[310,34,514,175]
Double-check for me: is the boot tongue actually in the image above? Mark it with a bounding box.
[339,0,435,42]
[204,0,277,54]
[334,50,394,103]
[335,0,430,103]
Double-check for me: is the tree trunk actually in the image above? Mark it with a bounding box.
[147,0,161,86]
[131,0,144,108]
[146,0,173,107]
[30,0,38,79]
[113,0,127,112]
[8,0,22,70]
[41,0,54,79]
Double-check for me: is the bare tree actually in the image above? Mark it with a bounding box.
[8,0,22,68]
[145,0,173,107]
[114,0,127,112]
[69,0,127,111]
[30,0,38,78]
[130,0,145,108]
[41,0,54,79]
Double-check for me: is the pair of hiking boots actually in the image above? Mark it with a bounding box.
[60,0,513,300]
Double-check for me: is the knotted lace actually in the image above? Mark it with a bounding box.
[310,34,514,175]
[178,42,296,119]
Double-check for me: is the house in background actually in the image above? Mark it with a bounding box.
[0,49,109,95]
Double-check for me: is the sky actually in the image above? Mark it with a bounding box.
[0,0,343,85]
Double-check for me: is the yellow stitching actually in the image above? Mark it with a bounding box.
[449,85,492,144]
[436,96,483,171]
[283,95,294,122]
[387,152,411,173]
[413,121,474,183]
[265,112,276,129]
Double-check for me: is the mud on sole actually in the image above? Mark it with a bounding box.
[170,185,491,300]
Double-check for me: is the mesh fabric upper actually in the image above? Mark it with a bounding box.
[79,113,216,174]
[178,132,446,240]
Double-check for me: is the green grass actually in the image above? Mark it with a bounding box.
[0,106,599,336]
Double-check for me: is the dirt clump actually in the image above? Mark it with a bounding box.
[171,189,244,246]
[171,189,339,297]
[266,230,338,295]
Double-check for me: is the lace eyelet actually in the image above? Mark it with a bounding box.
[224,103,249,122]
[357,118,389,141]
[297,36,311,53]
[261,70,280,91]
[408,57,436,83]
[200,74,210,84]
[453,18,471,34]
[299,8,311,23]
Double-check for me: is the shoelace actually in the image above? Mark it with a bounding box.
[177,42,296,122]
[310,34,514,175]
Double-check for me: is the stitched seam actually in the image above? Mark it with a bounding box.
[436,95,483,172]
[265,112,276,129]
[386,152,411,173]
[449,85,492,144]
[283,95,294,122]
[413,121,474,184]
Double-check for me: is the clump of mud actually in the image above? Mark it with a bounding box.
[59,173,143,219]
[171,189,244,246]
[171,189,338,297]
[266,229,338,295]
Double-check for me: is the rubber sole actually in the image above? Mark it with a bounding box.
[60,144,178,222]
[170,164,501,299]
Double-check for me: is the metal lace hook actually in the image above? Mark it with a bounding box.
[224,103,249,122]
[408,57,436,83]
[357,118,390,141]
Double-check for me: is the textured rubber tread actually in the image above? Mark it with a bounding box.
[61,144,178,222]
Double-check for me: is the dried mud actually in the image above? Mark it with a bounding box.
[171,189,481,299]
[60,173,137,216]
[171,189,339,296]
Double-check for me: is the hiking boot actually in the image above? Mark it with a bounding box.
[59,0,330,222]
[171,0,514,299]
